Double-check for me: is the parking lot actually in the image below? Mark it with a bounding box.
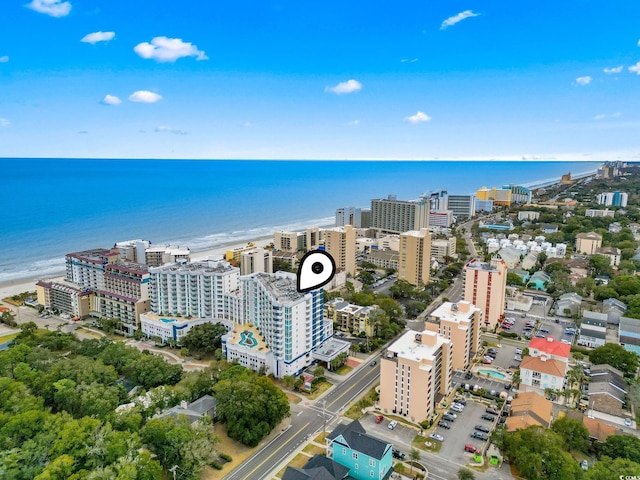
[431,397,500,465]
[360,412,418,455]
[501,311,577,346]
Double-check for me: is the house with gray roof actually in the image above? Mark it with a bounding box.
[556,292,582,317]
[588,365,628,417]
[498,246,521,269]
[577,312,608,348]
[603,298,627,325]
[619,316,640,355]
[527,271,551,291]
[156,395,217,424]
[326,420,393,480]
[282,455,351,480]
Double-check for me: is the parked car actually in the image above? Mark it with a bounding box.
[375,415,384,424]
[483,358,493,364]
[451,404,464,413]
[429,433,444,442]
[388,420,398,430]
[438,421,451,429]
[487,348,498,355]
[464,444,479,453]
[581,460,589,470]
[392,449,406,460]
[464,371,473,380]
[504,384,512,390]
[455,398,467,405]
[625,418,632,427]
[370,360,377,366]
[514,348,523,355]
[514,355,522,361]
[561,339,571,344]
[443,414,456,422]
[539,327,550,333]
[481,414,495,421]
[475,425,490,433]
[486,407,499,415]
[446,411,458,419]
[471,431,488,440]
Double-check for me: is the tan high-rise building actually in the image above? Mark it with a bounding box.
[323,225,356,276]
[398,228,431,286]
[305,227,322,252]
[379,330,452,423]
[371,195,430,235]
[240,248,273,275]
[274,231,301,253]
[576,232,603,255]
[425,301,482,370]
[463,258,507,329]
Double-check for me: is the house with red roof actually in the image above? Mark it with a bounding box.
[520,337,571,394]
[528,337,570,365]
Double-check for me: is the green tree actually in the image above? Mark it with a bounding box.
[329,352,348,370]
[506,273,524,286]
[375,297,402,321]
[33,454,75,480]
[590,254,614,277]
[610,275,640,297]
[593,286,619,301]
[550,416,590,453]
[599,435,640,463]
[586,456,640,479]
[130,354,183,389]
[589,344,639,376]
[409,448,421,476]
[457,467,476,480]
[180,322,228,355]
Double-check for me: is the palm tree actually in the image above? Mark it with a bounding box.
[409,448,421,476]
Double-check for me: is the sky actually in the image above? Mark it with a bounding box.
[1,0,639,160]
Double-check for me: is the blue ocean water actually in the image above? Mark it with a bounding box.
[0,159,599,282]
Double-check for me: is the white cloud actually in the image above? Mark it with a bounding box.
[241,122,252,127]
[603,66,623,74]
[575,76,592,85]
[441,10,478,29]
[347,120,360,126]
[134,36,208,62]
[629,62,640,75]
[0,56,8,63]
[81,31,115,44]
[405,111,431,123]
[594,112,622,120]
[128,91,162,103]
[101,94,121,105]
[0,118,10,127]
[26,0,71,17]
[594,114,607,120]
[325,79,362,94]
[154,126,187,135]
[400,58,419,63]
[638,39,640,47]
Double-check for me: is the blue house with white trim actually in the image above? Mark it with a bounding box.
[326,420,393,480]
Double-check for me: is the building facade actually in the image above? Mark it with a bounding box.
[379,330,452,422]
[323,225,356,276]
[576,232,603,255]
[240,247,273,275]
[65,248,119,291]
[430,236,457,263]
[370,195,430,235]
[597,191,628,207]
[462,258,508,329]
[398,228,431,286]
[325,298,382,336]
[335,206,371,228]
[36,279,93,318]
[447,194,476,220]
[425,301,481,370]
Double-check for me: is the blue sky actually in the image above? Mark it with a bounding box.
[1,0,639,160]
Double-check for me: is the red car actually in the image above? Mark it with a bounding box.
[375,415,384,424]
[465,444,479,453]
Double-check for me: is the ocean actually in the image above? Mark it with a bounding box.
[0,159,599,283]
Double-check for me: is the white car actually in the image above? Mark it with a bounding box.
[625,418,632,427]
[388,420,398,430]
[561,339,571,344]
[429,433,444,442]
[451,404,464,412]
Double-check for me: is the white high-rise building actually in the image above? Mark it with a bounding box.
[235,271,330,377]
[149,259,239,320]
[371,195,430,235]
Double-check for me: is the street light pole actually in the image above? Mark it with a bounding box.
[323,399,327,433]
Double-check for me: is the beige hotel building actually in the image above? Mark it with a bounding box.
[426,301,482,370]
[398,228,431,286]
[379,329,452,423]
[323,225,356,276]
[463,257,507,329]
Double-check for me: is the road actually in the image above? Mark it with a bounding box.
[223,359,382,480]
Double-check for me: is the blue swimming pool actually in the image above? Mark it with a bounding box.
[477,369,506,379]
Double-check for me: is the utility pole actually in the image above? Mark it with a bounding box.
[322,399,327,433]
[169,465,177,480]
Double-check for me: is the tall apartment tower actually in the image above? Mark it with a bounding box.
[425,301,482,370]
[240,248,273,275]
[462,258,507,329]
[239,271,329,377]
[99,262,151,335]
[370,195,430,235]
[379,329,452,422]
[335,206,371,228]
[65,248,119,290]
[149,259,239,320]
[274,231,302,252]
[323,225,356,276]
[305,227,322,251]
[398,228,431,286]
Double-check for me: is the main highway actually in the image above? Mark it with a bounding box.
[223,358,382,480]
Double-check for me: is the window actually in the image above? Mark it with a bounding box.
[369,459,376,467]
[353,452,358,460]
[343,448,346,455]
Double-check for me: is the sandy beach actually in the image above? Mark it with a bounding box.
[0,236,275,302]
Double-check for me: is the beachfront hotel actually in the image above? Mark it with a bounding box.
[36,279,93,319]
[398,228,431,286]
[240,247,273,275]
[227,271,333,377]
[462,257,508,329]
[323,225,356,276]
[335,206,371,228]
[425,301,482,370]
[324,298,382,337]
[370,194,430,235]
[145,245,191,267]
[65,248,119,291]
[379,329,452,423]
[149,259,240,320]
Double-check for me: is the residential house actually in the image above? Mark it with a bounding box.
[603,298,627,325]
[576,232,603,255]
[541,224,559,234]
[588,365,628,417]
[282,455,350,480]
[506,391,553,431]
[556,292,582,317]
[577,313,608,348]
[618,316,640,355]
[520,252,539,271]
[156,395,217,424]
[325,298,382,337]
[326,420,393,480]
[508,269,530,285]
[520,355,567,392]
[498,246,521,269]
[565,411,622,443]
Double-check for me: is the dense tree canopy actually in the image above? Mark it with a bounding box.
[589,344,639,376]
[599,435,640,464]
[550,416,590,453]
[585,456,640,480]
[180,322,228,355]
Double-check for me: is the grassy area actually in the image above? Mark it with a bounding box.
[0,332,19,344]
[344,384,379,420]
[302,444,325,456]
[313,432,327,444]
[285,392,302,404]
[304,380,333,401]
[413,434,441,453]
[334,365,353,375]
[200,424,255,479]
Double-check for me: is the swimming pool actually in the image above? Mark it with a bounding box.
[160,318,175,323]
[477,369,506,379]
